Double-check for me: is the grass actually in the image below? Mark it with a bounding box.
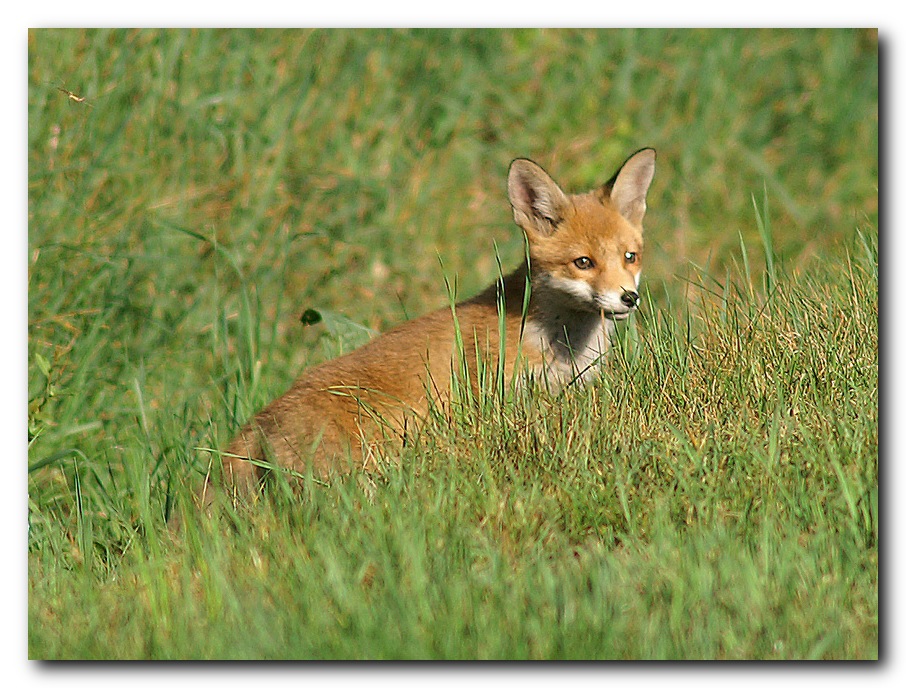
[27,28,877,659]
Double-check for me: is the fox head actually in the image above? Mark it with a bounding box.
[507,148,656,321]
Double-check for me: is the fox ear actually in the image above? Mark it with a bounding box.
[508,159,571,237]
[605,148,656,225]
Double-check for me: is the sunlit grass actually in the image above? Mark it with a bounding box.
[28,28,877,659]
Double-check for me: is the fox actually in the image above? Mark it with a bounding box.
[206,148,656,502]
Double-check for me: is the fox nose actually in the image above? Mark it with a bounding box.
[621,290,640,308]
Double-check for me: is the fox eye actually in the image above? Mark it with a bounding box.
[624,252,637,264]
[573,257,594,270]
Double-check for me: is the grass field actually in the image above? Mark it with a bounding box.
[27,28,877,659]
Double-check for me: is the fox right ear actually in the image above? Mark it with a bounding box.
[508,159,571,237]
[606,148,656,226]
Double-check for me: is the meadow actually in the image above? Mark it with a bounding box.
[27,29,877,659]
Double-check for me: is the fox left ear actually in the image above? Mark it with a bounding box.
[605,148,656,225]
[508,158,571,237]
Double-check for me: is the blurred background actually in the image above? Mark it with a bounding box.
[28,28,878,464]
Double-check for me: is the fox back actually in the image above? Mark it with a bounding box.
[208,149,656,502]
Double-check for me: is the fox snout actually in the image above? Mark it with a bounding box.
[621,289,640,308]
[596,286,641,321]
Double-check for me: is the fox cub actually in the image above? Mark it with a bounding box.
[210,148,656,499]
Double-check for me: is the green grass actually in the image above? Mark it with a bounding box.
[28,28,878,659]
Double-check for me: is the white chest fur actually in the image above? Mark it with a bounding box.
[522,309,613,389]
